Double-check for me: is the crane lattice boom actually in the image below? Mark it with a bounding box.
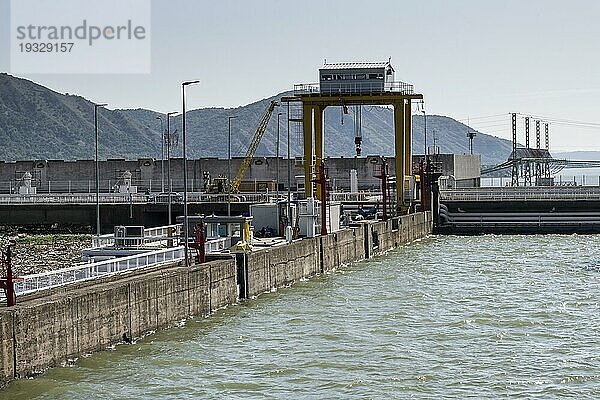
[231,101,278,193]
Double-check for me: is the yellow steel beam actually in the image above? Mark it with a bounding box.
[404,99,412,177]
[303,104,313,197]
[393,102,405,212]
[314,105,324,199]
[282,93,423,107]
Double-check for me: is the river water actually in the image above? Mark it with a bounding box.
[4,234,600,399]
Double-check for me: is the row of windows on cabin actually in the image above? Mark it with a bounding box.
[320,73,385,81]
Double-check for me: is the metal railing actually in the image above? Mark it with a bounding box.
[1,246,185,299]
[482,175,600,188]
[444,212,600,227]
[0,179,206,195]
[0,178,279,195]
[0,192,275,205]
[205,237,229,252]
[440,187,600,201]
[329,192,383,202]
[0,193,150,205]
[91,225,179,248]
[293,81,414,95]
[293,83,320,94]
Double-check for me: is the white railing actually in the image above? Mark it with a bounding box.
[0,192,275,204]
[187,192,270,203]
[440,187,600,201]
[2,246,186,299]
[91,225,179,248]
[0,179,205,195]
[144,225,178,239]
[329,192,383,202]
[482,175,600,188]
[293,81,415,95]
[0,193,149,204]
[91,234,115,248]
[205,237,229,252]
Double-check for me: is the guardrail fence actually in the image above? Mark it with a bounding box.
[1,246,185,300]
[441,186,600,201]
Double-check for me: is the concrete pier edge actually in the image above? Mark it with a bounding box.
[0,211,431,387]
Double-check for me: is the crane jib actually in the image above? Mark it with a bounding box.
[231,101,279,193]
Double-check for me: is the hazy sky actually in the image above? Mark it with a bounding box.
[1,0,600,152]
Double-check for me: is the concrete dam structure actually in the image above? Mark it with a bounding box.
[0,155,481,194]
[0,212,431,386]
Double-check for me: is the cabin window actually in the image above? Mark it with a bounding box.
[321,74,333,81]
[386,68,393,75]
[334,74,342,80]
[368,73,379,80]
[355,74,366,80]
[343,74,353,80]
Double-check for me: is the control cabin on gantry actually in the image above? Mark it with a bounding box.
[319,61,395,93]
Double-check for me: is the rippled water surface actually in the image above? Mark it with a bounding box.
[4,235,600,399]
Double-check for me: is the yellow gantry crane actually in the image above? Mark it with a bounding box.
[230,100,278,193]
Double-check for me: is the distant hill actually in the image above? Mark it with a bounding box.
[0,73,512,165]
[553,151,600,161]
[0,73,159,161]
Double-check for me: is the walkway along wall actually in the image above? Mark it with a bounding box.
[0,211,431,387]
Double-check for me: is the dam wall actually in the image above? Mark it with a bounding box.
[0,212,431,386]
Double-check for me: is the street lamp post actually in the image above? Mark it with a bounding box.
[94,102,108,237]
[166,111,178,225]
[156,116,165,193]
[181,80,200,268]
[227,116,237,217]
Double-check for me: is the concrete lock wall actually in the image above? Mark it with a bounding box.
[244,237,321,298]
[0,212,431,386]
[0,259,237,385]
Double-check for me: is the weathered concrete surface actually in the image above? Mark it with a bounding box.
[187,264,211,318]
[245,237,321,298]
[268,238,320,288]
[0,212,431,386]
[321,226,365,272]
[246,250,270,298]
[209,260,237,311]
[0,312,13,387]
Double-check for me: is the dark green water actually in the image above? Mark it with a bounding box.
[3,235,600,399]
